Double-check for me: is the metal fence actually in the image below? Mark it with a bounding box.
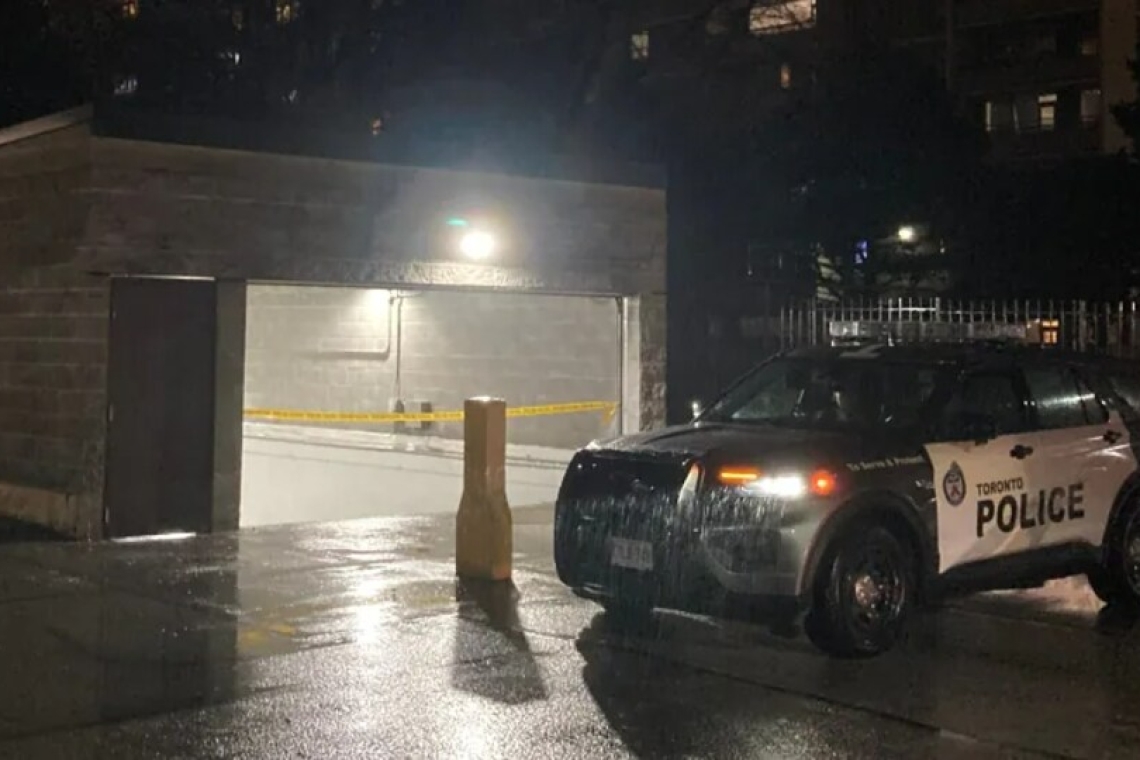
[763,298,1140,357]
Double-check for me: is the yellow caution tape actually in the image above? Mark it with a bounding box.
[244,401,618,424]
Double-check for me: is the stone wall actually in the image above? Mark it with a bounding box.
[0,112,107,538]
[79,139,664,290]
[78,135,667,429]
[244,285,622,449]
[0,112,666,537]
[0,116,90,274]
[0,267,109,539]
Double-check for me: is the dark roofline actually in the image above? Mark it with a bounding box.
[91,104,665,190]
[0,106,92,148]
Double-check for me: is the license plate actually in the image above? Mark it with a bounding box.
[610,538,654,571]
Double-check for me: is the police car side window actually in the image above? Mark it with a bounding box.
[938,372,1027,439]
[881,365,946,428]
[1023,366,1097,429]
[1073,373,1109,425]
[1108,374,1140,415]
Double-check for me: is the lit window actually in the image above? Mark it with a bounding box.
[1080,34,1099,56]
[232,8,245,31]
[1037,93,1057,131]
[220,49,242,67]
[113,76,138,97]
[370,117,384,136]
[749,0,816,36]
[630,31,649,61]
[276,0,297,24]
[779,63,792,89]
[1081,89,1102,125]
[122,0,139,18]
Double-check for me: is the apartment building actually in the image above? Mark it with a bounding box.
[939,0,1139,160]
[629,0,1139,160]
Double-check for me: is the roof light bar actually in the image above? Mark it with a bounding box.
[828,320,1039,347]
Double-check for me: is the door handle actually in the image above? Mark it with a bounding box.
[1104,430,1123,445]
[1010,444,1034,460]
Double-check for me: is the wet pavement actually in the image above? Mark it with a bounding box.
[0,506,1138,759]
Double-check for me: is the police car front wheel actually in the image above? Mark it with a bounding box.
[805,522,917,658]
[1089,506,1140,609]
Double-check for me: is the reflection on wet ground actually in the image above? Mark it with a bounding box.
[0,507,1136,758]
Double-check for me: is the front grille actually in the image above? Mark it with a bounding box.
[555,451,694,593]
[560,451,690,501]
[558,451,689,539]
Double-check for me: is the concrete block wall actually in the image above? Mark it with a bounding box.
[0,113,108,538]
[0,116,91,274]
[0,267,110,538]
[80,134,667,432]
[245,285,621,449]
[0,113,665,537]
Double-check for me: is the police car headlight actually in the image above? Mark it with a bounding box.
[750,475,808,499]
[717,467,838,499]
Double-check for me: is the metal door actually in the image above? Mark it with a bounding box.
[104,278,216,537]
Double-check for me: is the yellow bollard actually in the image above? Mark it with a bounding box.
[456,397,513,581]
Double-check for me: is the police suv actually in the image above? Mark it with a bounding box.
[553,321,1140,657]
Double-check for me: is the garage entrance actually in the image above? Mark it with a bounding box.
[0,108,666,540]
[240,284,633,527]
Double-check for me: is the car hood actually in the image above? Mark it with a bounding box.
[592,422,862,464]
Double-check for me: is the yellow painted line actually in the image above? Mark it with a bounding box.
[243,401,619,424]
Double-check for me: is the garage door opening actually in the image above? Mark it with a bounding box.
[240,284,637,527]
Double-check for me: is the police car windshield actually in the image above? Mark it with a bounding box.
[702,357,951,431]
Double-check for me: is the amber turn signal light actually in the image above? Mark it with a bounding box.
[717,467,761,485]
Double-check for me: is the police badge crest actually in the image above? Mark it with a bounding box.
[943,462,966,507]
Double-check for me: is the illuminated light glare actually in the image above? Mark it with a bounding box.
[446,217,470,228]
[897,225,917,243]
[353,603,385,645]
[113,531,195,543]
[352,577,385,599]
[364,288,390,314]
[679,462,703,507]
[722,466,836,498]
[459,230,497,260]
[718,467,762,485]
[809,469,838,497]
[749,475,808,499]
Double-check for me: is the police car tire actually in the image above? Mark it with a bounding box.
[805,522,916,658]
[1088,505,1140,609]
[1087,568,1130,607]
